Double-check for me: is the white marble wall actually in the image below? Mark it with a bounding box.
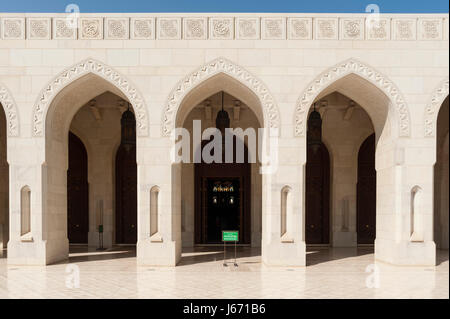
[0,12,447,266]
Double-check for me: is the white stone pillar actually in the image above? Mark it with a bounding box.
[137,137,181,266]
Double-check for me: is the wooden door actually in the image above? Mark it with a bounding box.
[305,143,330,244]
[67,132,89,244]
[115,144,137,244]
[357,134,376,244]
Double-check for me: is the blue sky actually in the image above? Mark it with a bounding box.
[0,0,448,13]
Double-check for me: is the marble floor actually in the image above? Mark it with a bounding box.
[0,246,448,299]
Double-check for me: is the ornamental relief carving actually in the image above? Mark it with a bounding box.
[158,18,181,39]
[418,19,442,40]
[237,18,259,39]
[131,18,154,39]
[340,19,364,40]
[294,59,411,137]
[393,19,416,40]
[106,18,129,39]
[210,18,234,39]
[80,18,103,39]
[2,18,25,39]
[288,18,312,39]
[162,58,280,136]
[28,18,50,39]
[424,78,449,137]
[316,18,338,40]
[53,18,76,39]
[262,18,285,39]
[366,18,390,40]
[0,84,20,137]
[184,18,207,39]
[32,59,149,137]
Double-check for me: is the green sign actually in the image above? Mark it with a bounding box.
[222,231,239,242]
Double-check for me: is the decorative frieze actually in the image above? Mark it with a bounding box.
[105,18,129,40]
[424,78,449,137]
[53,17,77,39]
[366,17,391,40]
[261,17,286,40]
[79,18,103,40]
[287,17,312,40]
[340,18,364,40]
[1,17,25,40]
[392,18,416,40]
[130,18,155,39]
[236,17,260,40]
[418,18,442,40]
[315,18,338,40]
[0,84,20,137]
[183,17,207,40]
[209,17,234,40]
[157,17,181,40]
[27,18,51,40]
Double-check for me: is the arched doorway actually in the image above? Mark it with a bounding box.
[357,133,376,245]
[115,143,137,244]
[195,139,251,244]
[67,132,89,244]
[305,142,330,244]
[0,105,8,250]
[434,96,449,250]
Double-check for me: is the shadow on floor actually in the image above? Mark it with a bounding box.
[178,246,261,266]
[436,249,449,266]
[306,246,374,266]
[56,245,136,264]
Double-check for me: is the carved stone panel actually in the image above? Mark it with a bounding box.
[79,18,104,40]
[1,17,25,40]
[261,17,286,40]
[236,17,260,40]
[105,18,129,40]
[418,18,443,40]
[315,18,338,40]
[130,18,155,40]
[209,17,234,40]
[27,18,51,40]
[366,18,391,40]
[287,17,312,40]
[53,17,77,40]
[157,17,181,40]
[392,18,416,40]
[340,18,364,40]
[183,17,207,40]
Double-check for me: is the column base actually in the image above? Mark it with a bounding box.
[7,238,69,265]
[332,231,357,247]
[137,239,181,266]
[375,238,436,266]
[262,240,306,266]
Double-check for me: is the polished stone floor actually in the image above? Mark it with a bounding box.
[0,246,448,299]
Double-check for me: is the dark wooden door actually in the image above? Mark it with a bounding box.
[357,134,376,244]
[67,132,89,244]
[115,144,137,244]
[195,139,251,245]
[305,143,330,244]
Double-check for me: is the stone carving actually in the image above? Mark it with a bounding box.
[366,18,390,40]
[183,18,207,40]
[288,18,312,40]
[131,18,154,39]
[27,18,51,39]
[424,78,449,137]
[79,18,103,40]
[209,17,234,39]
[53,18,77,39]
[315,18,338,40]
[162,57,280,136]
[340,19,364,40]
[236,18,259,39]
[418,19,442,40]
[294,58,411,137]
[2,18,25,39]
[262,18,285,39]
[32,59,149,137]
[393,19,416,40]
[106,18,129,40]
[158,18,181,39]
[0,84,20,137]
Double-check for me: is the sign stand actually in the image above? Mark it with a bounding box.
[222,230,239,267]
[96,224,106,251]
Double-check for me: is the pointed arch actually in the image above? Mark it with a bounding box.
[0,83,20,137]
[424,77,449,137]
[294,58,411,138]
[31,58,149,137]
[161,57,280,136]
